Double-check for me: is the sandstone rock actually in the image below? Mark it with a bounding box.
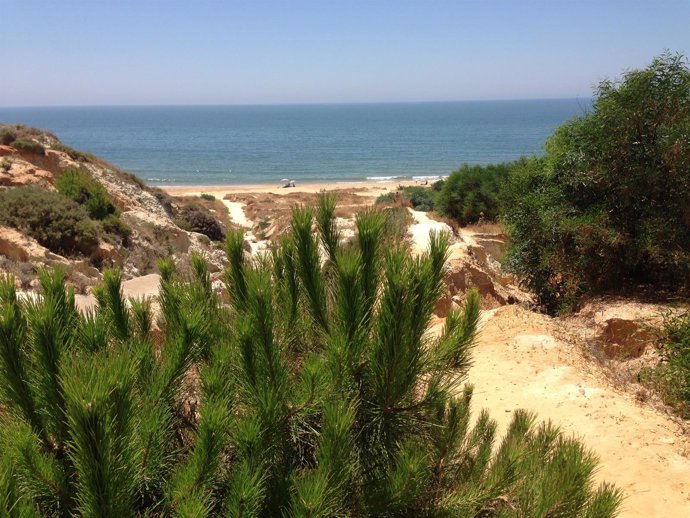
[91,241,121,267]
[0,158,55,188]
[576,300,667,359]
[0,226,67,264]
[120,210,191,251]
[0,145,19,157]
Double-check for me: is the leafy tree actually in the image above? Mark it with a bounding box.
[503,52,690,312]
[0,197,621,516]
[436,162,514,225]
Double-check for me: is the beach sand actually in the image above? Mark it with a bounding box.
[162,179,420,198]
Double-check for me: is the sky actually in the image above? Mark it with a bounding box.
[1,0,689,107]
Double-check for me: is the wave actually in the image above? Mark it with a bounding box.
[365,175,407,182]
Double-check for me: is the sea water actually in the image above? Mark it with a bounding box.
[0,100,590,185]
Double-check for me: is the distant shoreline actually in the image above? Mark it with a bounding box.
[162,179,421,197]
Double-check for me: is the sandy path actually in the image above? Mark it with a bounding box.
[222,200,252,228]
[75,273,161,311]
[407,208,453,253]
[467,305,690,517]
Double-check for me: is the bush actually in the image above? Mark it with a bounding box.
[56,168,117,220]
[375,191,395,204]
[0,127,17,145]
[176,204,224,241]
[375,186,435,211]
[641,311,690,418]
[10,138,45,155]
[200,193,215,201]
[503,52,690,312]
[51,142,94,162]
[436,162,513,225]
[0,186,100,255]
[404,185,435,211]
[0,203,621,516]
[102,213,132,246]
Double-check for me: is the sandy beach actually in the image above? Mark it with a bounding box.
[162,179,421,197]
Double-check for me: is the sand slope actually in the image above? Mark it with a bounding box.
[466,305,690,517]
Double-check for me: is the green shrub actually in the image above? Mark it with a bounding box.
[436,162,513,225]
[102,213,132,246]
[0,199,621,517]
[200,193,215,201]
[51,142,94,162]
[641,311,690,418]
[10,138,45,155]
[375,187,435,211]
[176,204,224,241]
[0,127,17,145]
[0,186,100,255]
[56,168,117,220]
[404,185,435,211]
[503,52,690,313]
[375,191,395,204]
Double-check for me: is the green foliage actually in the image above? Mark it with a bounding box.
[375,191,395,204]
[56,168,117,221]
[436,162,514,225]
[200,193,215,201]
[503,52,690,312]
[0,186,100,256]
[375,186,437,211]
[0,127,17,145]
[51,143,95,162]
[176,204,224,241]
[641,311,690,418]
[10,138,45,155]
[0,204,621,516]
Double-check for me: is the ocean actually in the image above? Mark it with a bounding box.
[0,100,590,185]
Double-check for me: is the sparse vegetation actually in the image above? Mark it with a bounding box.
[0,186,100,255]
[375,185,437,211]
[503,52,690,312]
[0,200,621,517]
[10,138,45,155]
[641,311,690,418]
[0,127,17,145]
[200,193,215,201]
[51,142,95,162]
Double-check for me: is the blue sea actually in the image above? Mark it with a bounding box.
[0,100,590,185]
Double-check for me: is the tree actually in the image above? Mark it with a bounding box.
[0,196,621,516]
[503,52,690,312]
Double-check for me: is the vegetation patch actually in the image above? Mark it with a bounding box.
[56,168,118,220]
[502,52,690,313]
[0,200,621,516]
[51,142,95,162]
[435,162,513,225]
[175,203,224,241]
[0,127,17,145]
[641,311,690,418]
[0,185,100,255]
[10,138,45,155]
[375,184,440,211]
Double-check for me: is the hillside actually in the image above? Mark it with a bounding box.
[0,124,228,292]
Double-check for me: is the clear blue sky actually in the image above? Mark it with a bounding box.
[1,0,688,107]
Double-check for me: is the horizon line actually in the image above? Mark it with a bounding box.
[0,96,593,110]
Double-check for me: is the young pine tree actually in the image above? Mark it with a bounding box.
[0,196,622,517]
